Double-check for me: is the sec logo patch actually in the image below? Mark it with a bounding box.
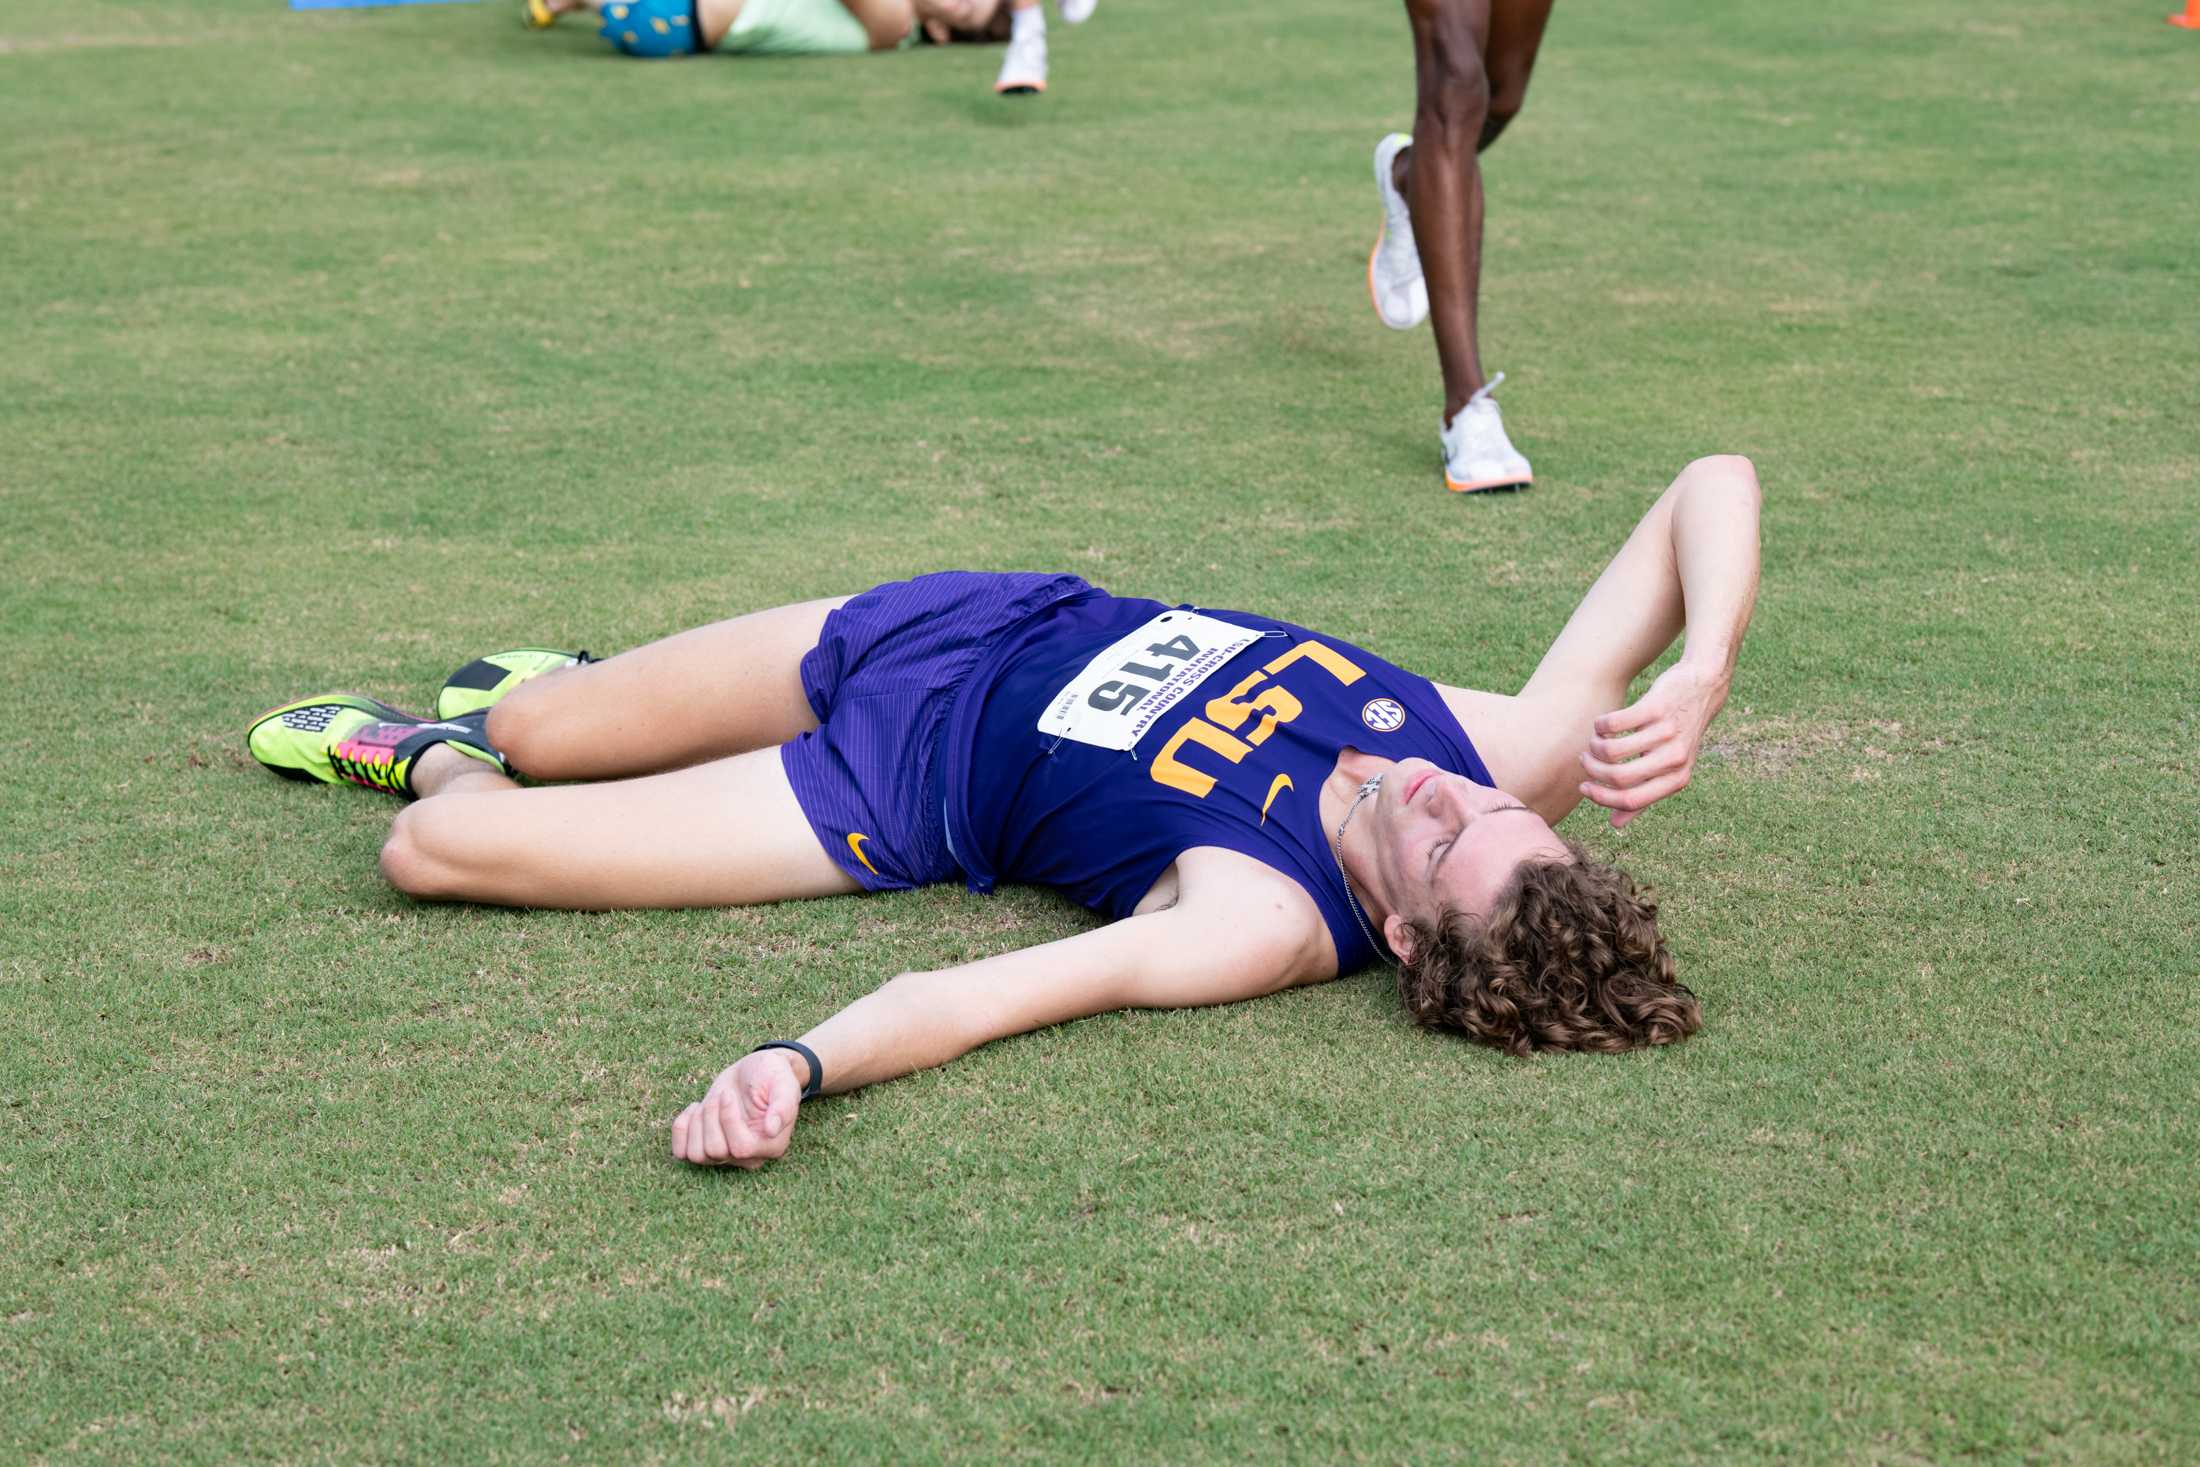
[1361,697,1406,733]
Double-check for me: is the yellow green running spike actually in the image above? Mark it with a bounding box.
[436,648,591,721]
[246,695,507,799]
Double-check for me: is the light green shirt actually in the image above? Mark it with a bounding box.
[720,0,911,55]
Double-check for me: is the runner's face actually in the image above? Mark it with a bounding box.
[1371,759,1570,931]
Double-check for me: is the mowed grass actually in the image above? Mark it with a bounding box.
[3,0,2196,1459]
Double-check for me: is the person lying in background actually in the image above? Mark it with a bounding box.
[523,0,1095,95]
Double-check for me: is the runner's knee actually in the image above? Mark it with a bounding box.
[485,680,563,777]
[1414,33,1493,142]
[380,803,467,900]
[1479,53,1532,147]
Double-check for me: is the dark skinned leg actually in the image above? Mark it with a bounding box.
[1393,0,1557,426]
[1476,0,1556,149]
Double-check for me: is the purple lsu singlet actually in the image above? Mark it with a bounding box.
[941,588,1495,973]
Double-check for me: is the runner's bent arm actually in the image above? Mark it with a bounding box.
[1519,454,1760,708]
[1520,454,1762,824]
[671,853,1330,1168]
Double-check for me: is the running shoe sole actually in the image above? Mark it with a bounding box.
[1368,134,1425,330]
[1445,470,1534,494]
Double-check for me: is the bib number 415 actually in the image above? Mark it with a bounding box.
[1086,634,1200,714]
[1036,611,1264,753]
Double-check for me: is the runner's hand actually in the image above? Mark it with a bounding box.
[1578,659,1729,829]
[672,1050,803,1168]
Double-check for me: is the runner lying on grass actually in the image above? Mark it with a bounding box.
[247,454,1760,1169]
[524,0,1017,63]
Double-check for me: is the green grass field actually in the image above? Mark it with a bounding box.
[4,0,2197,1459]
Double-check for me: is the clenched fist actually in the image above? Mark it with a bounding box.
[672,1049,805,1168]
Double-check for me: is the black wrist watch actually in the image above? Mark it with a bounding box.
[748,1040,823,1101]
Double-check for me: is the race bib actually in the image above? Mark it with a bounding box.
[1037,610,1264,752]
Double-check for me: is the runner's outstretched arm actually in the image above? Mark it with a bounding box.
[670,853,1327,1168]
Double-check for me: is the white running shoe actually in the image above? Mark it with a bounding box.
[1368,133,1426,331]
[1440,374,1533,493]
[1058,0,1096,22]
[995,27,1048,93]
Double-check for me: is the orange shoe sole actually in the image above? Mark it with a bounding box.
[1367,229,1425,329]
[1445,470,1533,494]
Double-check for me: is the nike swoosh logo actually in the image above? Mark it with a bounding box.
[1259,773,1294,826]
[846,832,880,876]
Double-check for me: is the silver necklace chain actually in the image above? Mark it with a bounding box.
[1331,774,1395,967]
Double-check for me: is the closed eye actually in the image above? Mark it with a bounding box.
[1435,807,1536,880]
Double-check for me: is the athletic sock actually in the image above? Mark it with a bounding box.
[1011,3,1043,41]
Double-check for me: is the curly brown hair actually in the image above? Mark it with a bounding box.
[1396,839,1701,1055]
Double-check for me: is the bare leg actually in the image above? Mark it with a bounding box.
[1396,0,1556,425]
[382,745,859,909]
[367,594,863,909]
[485,597,849,783]
[1475,0,1555,152]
